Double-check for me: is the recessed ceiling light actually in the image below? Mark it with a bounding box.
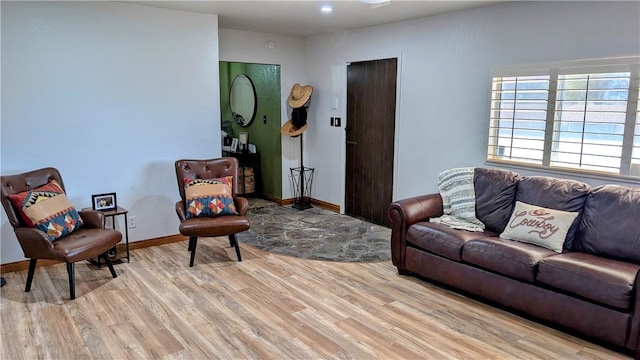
[360,0,390,9]
[320,5,332,13]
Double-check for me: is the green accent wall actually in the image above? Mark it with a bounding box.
[219,62,282,199]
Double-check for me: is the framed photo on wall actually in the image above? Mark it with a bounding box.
[230,138,239,152]
[92,193,117,211]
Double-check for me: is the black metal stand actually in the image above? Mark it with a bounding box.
[87,207,130,265]
[291,133,314,210]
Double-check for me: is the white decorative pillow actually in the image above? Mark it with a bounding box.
[500,201,578,252]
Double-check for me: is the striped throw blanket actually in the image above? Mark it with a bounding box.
[429,167,485,232]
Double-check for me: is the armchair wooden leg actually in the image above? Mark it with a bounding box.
[66,262,75,300]
[188,236,195,252]
[101,253,118,278]
[230,234,242,262]
[189,237,198,267]
[25,259,37,292]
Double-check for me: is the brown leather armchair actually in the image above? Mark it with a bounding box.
[175,158,250,267]
[1,167,122,299]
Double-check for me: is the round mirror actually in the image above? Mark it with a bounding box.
[230,74,256,127]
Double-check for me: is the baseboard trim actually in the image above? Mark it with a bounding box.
[1,234,188,274]
[128,234,188,251]
[258,195,339,213]
[1,259,62,274]
[261,194,288,206]
[309,198,340,213]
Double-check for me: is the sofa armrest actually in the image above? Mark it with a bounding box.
[627,272,640,354]
[387,193,443,270]
[388,193,443,226]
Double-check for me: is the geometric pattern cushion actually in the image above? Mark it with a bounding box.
[7,180,83,241]
[184,177,238,219]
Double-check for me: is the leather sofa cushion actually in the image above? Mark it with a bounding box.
[537,252,639,310]
[573,185,640,264]
[473,168,520,234]
[462,237,556,282]
[406,222,497,261]
[516,176,590,251]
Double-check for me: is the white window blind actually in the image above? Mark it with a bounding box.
[488,75,549,165]
[487,57,640,179]
[550,72,629,173]
[633,89,640,176]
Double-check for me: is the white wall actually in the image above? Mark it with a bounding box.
[218,28,306,199]
[1,2,220,264]
[304,1,640,210]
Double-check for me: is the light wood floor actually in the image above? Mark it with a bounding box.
[0,239,630,359]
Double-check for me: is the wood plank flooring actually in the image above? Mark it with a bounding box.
[0,239,630,359]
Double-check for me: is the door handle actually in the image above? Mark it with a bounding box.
[346,141,358,145]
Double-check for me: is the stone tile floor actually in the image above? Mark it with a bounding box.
[237,199,391,262]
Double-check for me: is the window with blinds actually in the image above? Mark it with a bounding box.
[487,57,640,178]
[488,75,549,165]
[633,91,640,175]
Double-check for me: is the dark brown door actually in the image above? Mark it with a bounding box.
[345,58,397,227]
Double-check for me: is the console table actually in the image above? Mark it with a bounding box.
[223,150,261,196]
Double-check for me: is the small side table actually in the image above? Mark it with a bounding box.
[84,206,130,263]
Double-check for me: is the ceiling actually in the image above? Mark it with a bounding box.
[124,0,508,37]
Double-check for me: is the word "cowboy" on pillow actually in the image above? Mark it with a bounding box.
[499,202,579,252]
[508,209,559,239]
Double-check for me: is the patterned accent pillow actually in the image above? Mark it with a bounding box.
[500,201,578,252]
[184,177,238,219]
[8,180,83,241]
[438,167,484,228]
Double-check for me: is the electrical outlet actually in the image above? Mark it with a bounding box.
[128,216,136,228]
[330,117,335,126]
[334,117,341,127]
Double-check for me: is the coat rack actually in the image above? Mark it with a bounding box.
[290,133,314,210]
[282,83,314,211]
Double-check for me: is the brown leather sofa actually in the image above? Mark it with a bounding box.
[388,168,640,354]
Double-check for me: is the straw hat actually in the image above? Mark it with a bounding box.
[288,83,313,108]
[281,107,308,137]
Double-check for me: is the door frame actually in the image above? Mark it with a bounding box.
[339,51,404,214]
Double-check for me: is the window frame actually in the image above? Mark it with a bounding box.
[486,56,640,181]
